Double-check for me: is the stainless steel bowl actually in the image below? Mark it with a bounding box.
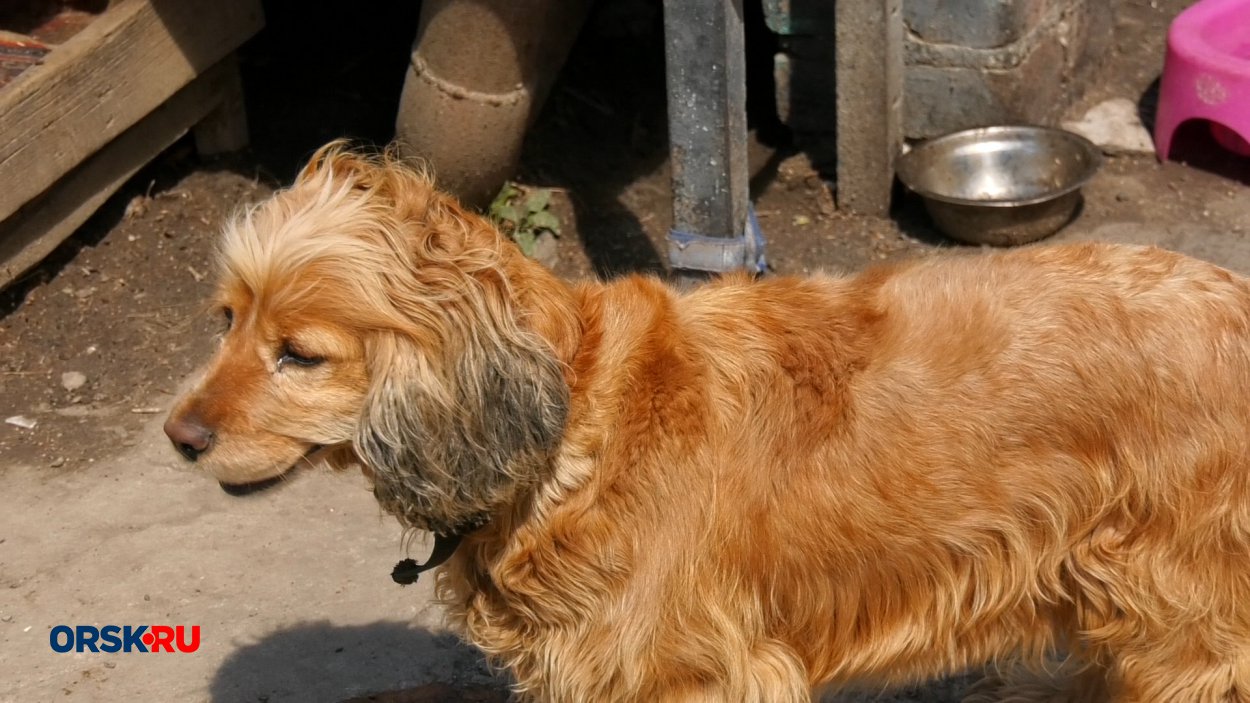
[896,125,1102,246]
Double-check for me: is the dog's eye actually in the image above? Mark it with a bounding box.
[223,307,234,328]
[278,342,324,368]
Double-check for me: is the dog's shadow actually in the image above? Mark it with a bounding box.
[209,620,511,703]
[211,619,976,702]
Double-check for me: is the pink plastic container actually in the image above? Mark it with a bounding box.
[1154,0,1250,159]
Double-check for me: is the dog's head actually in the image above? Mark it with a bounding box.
[163,143,571,533]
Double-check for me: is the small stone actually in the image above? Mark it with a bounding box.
[776,153,820,188]
[103,662,116,669]
[61,371,87,391]
[529,232,560,269]
[124,195,150,219]
[2,614,12,622]
[143,594,150,602]
[816,193,835,217]
[75,287,96,300]
[50,457,65,468]
[5,416,36,430]
[1061,98,1154,155]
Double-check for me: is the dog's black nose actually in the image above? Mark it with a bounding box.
[163,415,214,461]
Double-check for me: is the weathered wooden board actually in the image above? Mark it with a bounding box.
[0,59,240,289]
[0,0,263,225]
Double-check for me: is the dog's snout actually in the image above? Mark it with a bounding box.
[164,414,214,462]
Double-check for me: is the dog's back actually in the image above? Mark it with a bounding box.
[500,242,1250,701]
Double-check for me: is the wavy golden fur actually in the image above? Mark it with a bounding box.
[166,143,1250,702]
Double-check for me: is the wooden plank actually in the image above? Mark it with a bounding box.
[0,0,263,224]
[0,59,236,290]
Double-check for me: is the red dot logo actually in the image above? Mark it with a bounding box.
[141,632,155,647]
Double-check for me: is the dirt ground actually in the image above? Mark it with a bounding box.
[2,0,1249,701]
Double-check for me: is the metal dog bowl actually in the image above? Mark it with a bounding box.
[896,125,1102,246]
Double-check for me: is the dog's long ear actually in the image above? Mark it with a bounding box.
[354,329,569,534]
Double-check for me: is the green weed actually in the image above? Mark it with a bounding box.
[488,183,561,257]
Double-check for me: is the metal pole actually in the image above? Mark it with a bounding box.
[662,0,764,281]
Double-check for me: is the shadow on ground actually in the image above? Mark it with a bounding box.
[208,618,975,703]
[210,620,510,703]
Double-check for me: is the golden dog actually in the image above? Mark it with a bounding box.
[165,144,1250,702]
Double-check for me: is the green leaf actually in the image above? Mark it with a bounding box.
[524,189,552,214]
[493,204,520,225]
[513,229,537,255]
[489,183,521,213]
[527,210,560,234]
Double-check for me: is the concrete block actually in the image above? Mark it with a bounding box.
[904,0,1053,49]
[905,34,1067,137]
[904,66,1001,137]
[902,0,1111,138]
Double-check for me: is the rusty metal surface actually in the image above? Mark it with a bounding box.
[0,1,105,88]
[0,36,49,89]
[0,0,104,44]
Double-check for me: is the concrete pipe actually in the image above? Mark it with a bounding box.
[395,0,590,209]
